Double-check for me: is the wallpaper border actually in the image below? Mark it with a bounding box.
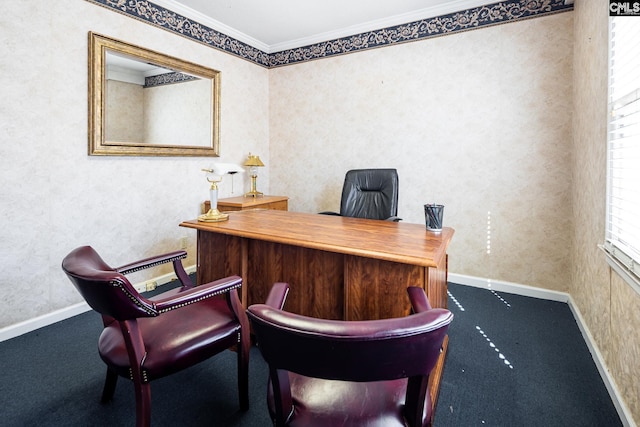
[86,0,573,68]
[86,0,271,67]
[144,71,198,88]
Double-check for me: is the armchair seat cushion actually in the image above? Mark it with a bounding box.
[269,374,430,427]
[99,293,240,382]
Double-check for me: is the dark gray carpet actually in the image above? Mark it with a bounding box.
[436,284,621,426]
[0,283,621,426]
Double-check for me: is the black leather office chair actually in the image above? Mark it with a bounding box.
[320,168,401,221]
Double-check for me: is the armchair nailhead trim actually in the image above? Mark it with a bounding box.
[119,253,187,275]
[111,280,157,316]
[128,368,151,383]
[110,280,242,316]
[157,283,241,314]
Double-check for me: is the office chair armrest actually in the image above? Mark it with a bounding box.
[407,286,432,313]
[116,250,187,275]
[385,216,402,222]
[318,211,340,216]
[152,275,242,313]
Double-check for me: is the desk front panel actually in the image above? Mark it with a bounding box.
[344,255,426,320]
[197,232,344,319]
[245,240,344,320]
[196,229,447,321]
[196,232,243,283]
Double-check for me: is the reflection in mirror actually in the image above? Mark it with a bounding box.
[105,52,211,147]
[89,32,220,156]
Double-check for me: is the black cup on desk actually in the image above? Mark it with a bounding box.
[424,204,444,232]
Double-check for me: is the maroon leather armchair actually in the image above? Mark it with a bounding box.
[62,246,250,427]
[247,283,453,427]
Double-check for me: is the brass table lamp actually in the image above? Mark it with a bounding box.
[243,153,265,197]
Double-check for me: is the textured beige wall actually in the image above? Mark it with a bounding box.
[611,274,640,423]
[572,0,640,423]
[0,1,269,327]
[270,13,574,291]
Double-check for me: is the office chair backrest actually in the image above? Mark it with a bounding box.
[340,168,399,220]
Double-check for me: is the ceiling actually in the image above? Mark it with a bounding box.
[154,0,493,52]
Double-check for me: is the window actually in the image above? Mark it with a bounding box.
[605,16,640,292]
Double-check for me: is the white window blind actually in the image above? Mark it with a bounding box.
[606,17,640,284]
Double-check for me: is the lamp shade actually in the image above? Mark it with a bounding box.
[244,154,264,167]
[211,163,245,175]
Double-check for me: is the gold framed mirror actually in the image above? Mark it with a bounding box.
[89,32,220,156]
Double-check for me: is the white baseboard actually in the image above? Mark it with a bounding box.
[566,295,636,427]
[448,273,571,302]
[0,264,196,343]
[448,273,636,427]
[0,301,93,343]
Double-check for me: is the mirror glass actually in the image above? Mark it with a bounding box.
[89,32,220,156]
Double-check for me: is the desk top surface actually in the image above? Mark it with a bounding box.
[181,210,453,268]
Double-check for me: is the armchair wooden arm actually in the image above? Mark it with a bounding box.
[153,275,242,313]
[264,282,290,310]
[116,250,192,289]
[408,285,433,313]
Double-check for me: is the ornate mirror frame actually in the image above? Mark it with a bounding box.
[88,32,221,156]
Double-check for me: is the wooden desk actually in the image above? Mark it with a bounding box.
[180,210,453,412]
[204,195,288,213]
